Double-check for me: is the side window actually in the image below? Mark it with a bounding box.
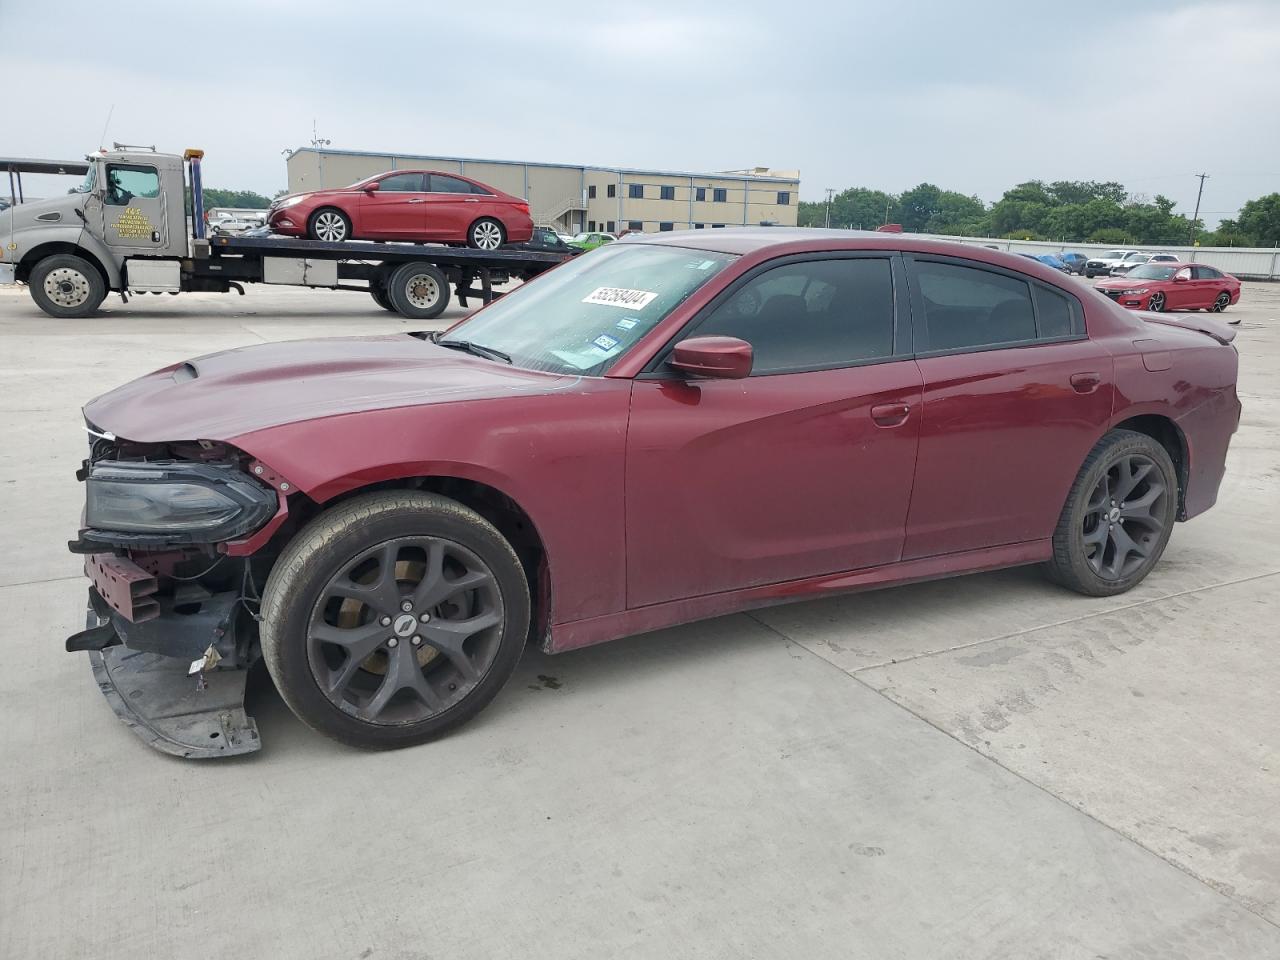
[104,164,159,206]
[1033,285,1082,339]
[378,173,423,192]
[691,258,895,375]
[428,174,472,193]
[913,260,1036,352]
[1192,265,1220,280]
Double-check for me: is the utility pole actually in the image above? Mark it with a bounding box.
[823,188,834,229]
[1190,172,1209,246]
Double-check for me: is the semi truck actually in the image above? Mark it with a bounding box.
[0,145,568,320]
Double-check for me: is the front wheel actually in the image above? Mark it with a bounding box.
[468,218,505,250]
[29,254,107,318]
[1147,291,1166,312]
[308,207,351,242]
[1044,429,1178,596]
[260,491,531,749]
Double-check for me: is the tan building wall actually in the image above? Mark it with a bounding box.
[286,149,799,234]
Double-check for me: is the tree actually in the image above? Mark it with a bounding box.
[798,187,897,229]
[1237,193,1280,246]
[202,187,274,210]
[896,183,942,232]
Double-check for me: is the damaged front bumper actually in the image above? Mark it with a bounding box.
[68,553,263,758]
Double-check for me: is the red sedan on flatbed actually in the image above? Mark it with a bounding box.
[1094,262,1241,315]
[69,230,1241,757]
[268,169,533,249]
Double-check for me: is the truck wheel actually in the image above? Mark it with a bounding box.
[386,261,450,320]
[468,218,505,250]
[370,283,395,312]
[1043,429,1178,597]
[260,491,531,749]
[308,208,351,242]
[29,254,107,318]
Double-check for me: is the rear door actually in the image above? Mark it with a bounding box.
[901,255,1113,558]
[100,161,167,254]
[625,253,922,607]
[357,173,427,238]
[424,174,480,241]
[1191,265,1223,307]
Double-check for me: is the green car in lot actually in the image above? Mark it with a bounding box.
[567,231,615,252]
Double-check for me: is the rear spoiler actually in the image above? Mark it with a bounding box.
[1138,311,1236,345]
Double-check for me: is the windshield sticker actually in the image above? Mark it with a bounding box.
[616,317,639,330]
[591,333,621,352]
[697,259,717,270]
[582,287,658,310]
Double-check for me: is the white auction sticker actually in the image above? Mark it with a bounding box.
[582,287,658,310]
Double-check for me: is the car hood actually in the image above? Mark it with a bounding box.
[83,335,574,444]
[1094,277,1156,289]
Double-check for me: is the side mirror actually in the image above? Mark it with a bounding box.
[1174,271,1190,282]
[363,181,380,193]
[668,336,753,380]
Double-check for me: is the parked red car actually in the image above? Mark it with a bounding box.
[268,170,533,249]
[70,231,1241,757]
[1094,263,1241,314]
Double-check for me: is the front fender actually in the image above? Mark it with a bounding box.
[16,226,123,289]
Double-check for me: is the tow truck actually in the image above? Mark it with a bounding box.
[0,145,568,320]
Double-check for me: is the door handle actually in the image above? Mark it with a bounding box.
[407,198,427,204]
[464,198,480,203]
[871,402,911,427]
[1070,372,1101,394]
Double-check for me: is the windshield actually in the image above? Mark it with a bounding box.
[571,233,597,242]
[1124,253,1149,262]
[1126,265,1177,280]
[1101,250,1127,260]
[71,164,97,194]
[440,244,736,375]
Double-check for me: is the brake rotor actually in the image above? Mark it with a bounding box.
[336,559,442,675]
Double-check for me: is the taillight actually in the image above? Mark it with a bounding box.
[514,202,529,214]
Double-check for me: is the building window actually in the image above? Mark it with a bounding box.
[712,187,727,203]
[660,185,675,201]
[659,222,674,232]
[588,220,596,232]
[695,187,706,202]
[711,223,725,228]
[777,191,791,205]
[628,184,644,199]
[588,185,597,199]
[606,221,616,232]
[628,220,643,231]
[693,223,705,229]
[607,183,616,198]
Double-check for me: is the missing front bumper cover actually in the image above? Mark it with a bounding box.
[89,645,260,759]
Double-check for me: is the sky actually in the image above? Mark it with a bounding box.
[3,0,1278,224]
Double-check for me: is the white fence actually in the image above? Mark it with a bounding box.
[920,234,1280,280]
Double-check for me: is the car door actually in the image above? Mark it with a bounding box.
[901,255,1113,559]
[625,254,923,608]
[1191,265,1221,307]
[423,174,478,241]
[1167,265,1196,308]
[100,161,167,254]
[357,172,427,238]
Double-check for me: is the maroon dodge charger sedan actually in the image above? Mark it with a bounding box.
[268,169,533,249]
[69,230,1241,756]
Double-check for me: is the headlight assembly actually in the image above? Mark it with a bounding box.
[276,196,305,210]
[82,460,276,545]
[1121,288,1149,296]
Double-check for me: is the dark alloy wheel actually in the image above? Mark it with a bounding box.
[1211,292,1230,313]
[1045,429,1178,596]
[1147,291,1166,312]
[261,491,530,748]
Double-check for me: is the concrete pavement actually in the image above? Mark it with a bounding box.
[1,279,1277,959]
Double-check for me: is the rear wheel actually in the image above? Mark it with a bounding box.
[1147,291,1166,312]
[29,254,107,318]
[1044,429,1178,596]
[386,261,450,320]
[1211,292,1230,313]
[370,283,395,312]
[468,218,505,250]
[308,207,351,242]
[260,491,530,749]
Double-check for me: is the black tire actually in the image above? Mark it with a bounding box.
[307,207,351,242]
[1211,291,1231,314]
[1084,270,1095,279]
[386,261,450,320]
[1044,429,1178,597]
[29,254,107,318]
[260,491,530,749]
[467,217,506,250]
[370,283,395,312]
